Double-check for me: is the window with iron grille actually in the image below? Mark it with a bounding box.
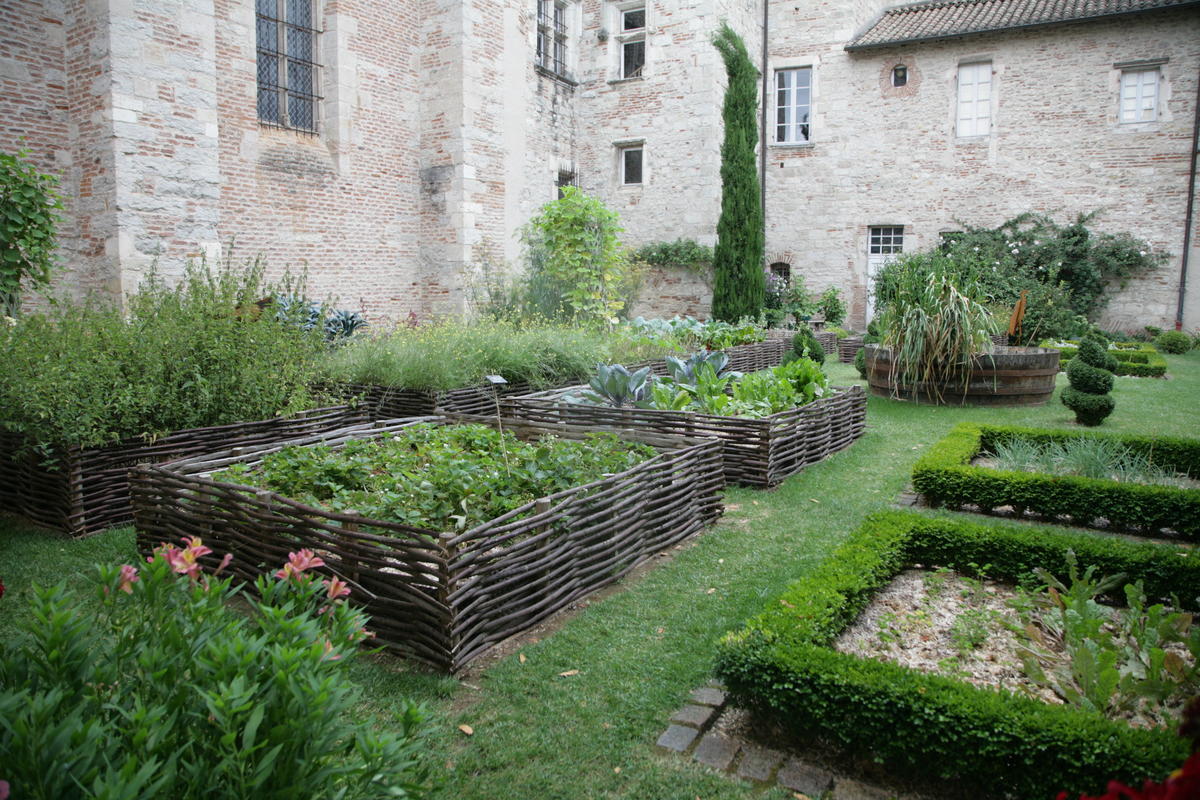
[556,170,576,198]
[536,0,568,78]
[257,0,321,133]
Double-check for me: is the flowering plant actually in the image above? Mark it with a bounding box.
[0,539,430,799]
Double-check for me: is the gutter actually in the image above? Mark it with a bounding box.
[759,0,768,249]
[1176,61,1200,330]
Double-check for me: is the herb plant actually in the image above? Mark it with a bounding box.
[0,538,431,799]
[217,424,656,532]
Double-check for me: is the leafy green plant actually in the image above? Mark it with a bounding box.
[0,257,328,453]
[0,538,431,799]
[0,150,62,317]
[571,364,653,409]
[1155,330,1192,355]
[788,326,825,367]
[664,351,731,383]
[625,316,765,350]
[710,24,764,322]
[815,287,847,327]
[1012,552,1199,728]
[521,187,633,325]
[218,424,656,532]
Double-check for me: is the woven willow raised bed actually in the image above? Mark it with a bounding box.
[334,338,790,420]
[0,406,369,537]
[503,385,867,487]
[838,335,864,363]
[130,415,724,672]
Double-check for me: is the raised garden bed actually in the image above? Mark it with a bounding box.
[0,405,367,537]
[333,339,790,420]
[503,385,866,488]
[129,416,724,672]
[1045,340,1168,377]
[912,423,1200,539]
[837,335,863,363]
[715,510,1197,799]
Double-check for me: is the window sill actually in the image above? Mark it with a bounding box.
[954,134,990,142]
[534,64,578,87]
[607,75,645,86]
[258,122,321,139]
[770,141,814,150]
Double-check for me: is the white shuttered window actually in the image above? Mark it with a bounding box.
[1120,69,1159,123]
[956,62,992,138]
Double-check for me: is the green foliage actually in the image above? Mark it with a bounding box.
[571,364,653,409]
[1014,553,1199,728]
[0,258,327,453]
[814,287,847,327]
[853,346,867,379]
[664,350,731,383]
[714,510,1194,799]
[0,150,62,317]
[1064,336,1116,425]
[912,423,1200,538]
[1155,330,1192,355]
[631,239,713,274]
[321,319,674,391]
[521,186,634,325]
[1066,357,1115,395]
[218,423,655,531]
[1046,339,1167,377]
[990,436,1189,487]
[569,357,828,419]
[0,540,431,799]
[710,24,764,322]
[874,252,996,402]
[789,328,825,367]
[626,315,765,349]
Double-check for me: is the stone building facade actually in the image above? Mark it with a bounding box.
[2,0,1198,329]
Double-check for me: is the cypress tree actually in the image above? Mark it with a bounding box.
[710,24,764,322]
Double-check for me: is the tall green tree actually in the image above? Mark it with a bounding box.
[710,24,764,322]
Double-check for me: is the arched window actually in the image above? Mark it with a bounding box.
[769,262,791,281]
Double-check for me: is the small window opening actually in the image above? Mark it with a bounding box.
[620,146,643,185]
[892,65,907,87]
[556,171,576,198]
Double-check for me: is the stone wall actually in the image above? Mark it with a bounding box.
[763,1,1200,331]
[628,265,712,319]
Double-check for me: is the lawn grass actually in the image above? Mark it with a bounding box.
[2,350,1198,798]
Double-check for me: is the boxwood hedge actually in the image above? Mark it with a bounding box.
[1048,341,1168,378]
[911,423,1200,538]
[714,510,1196,799]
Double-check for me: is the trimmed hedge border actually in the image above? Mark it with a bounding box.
[1047,341,1167,377]
[714,510,1195,799]
[911,423,1200,538]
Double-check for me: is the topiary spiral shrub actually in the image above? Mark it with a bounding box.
[1062,337,1115,426]
[1155,330,1192,355]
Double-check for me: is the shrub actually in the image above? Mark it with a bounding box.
[1155,330,1192,355]
[1063,336,1116,426]
[0,538,431,799]
[789,327,825,366]
[632,239,713,274]
[715,510,1194,799]
[912,423,1200,537]
[0,259,328,454]
[0,150,62,317]
[853,346,868,379]
[710,24,764,322]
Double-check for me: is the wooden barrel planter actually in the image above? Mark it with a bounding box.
[864,344,1059,406]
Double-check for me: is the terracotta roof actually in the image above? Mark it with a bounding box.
[846,0,1199,50]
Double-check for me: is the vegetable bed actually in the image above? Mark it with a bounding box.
[0,406,367,537]
[130,416,724,672]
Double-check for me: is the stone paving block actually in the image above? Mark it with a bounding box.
[655,724,699,753]
[777,757,834,796]
[692,731,740,771]
[670,704,717,728]
[689,686,726,707]
[833,777,896,800]
[735,744,785,782]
